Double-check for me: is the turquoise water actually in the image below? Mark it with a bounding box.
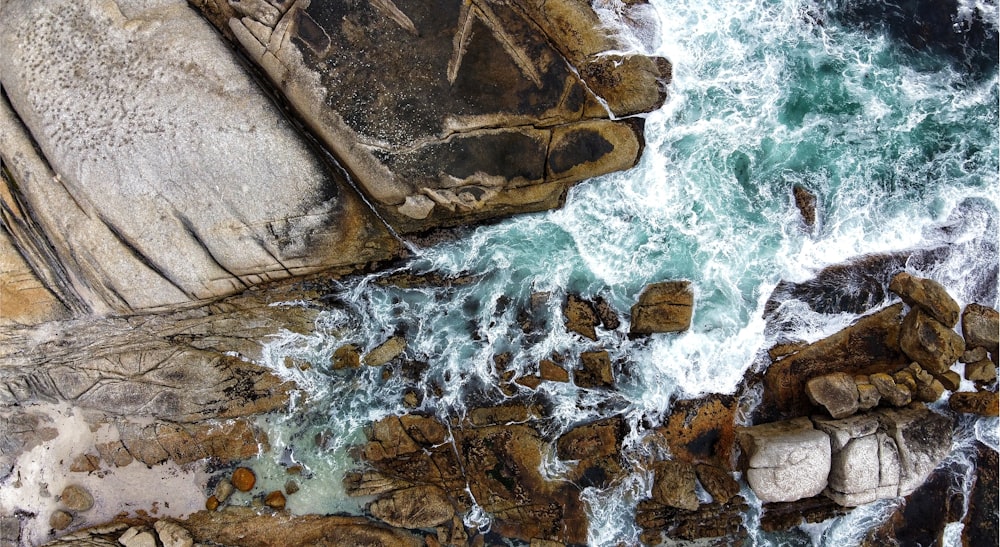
[256,0,998,544]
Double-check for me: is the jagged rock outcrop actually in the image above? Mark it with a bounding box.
[189,0,669,233]
[0,0,402,315]
[889,272,961,327]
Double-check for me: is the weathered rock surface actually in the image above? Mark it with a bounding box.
[738,417,831,503]
[369,485,455,529]
[889,272,961,327]
[191,0,667,234]
[792,184,818,228]
[949,391,1000,416]
[649,395,737,468]
[0,229,68,325]
[876,407,954,496]
[60,485,95,512]
[899,308,965,373]
[762,304,909,419]
[650,460,699,511]
[575,350,614,389]
[630,280,694,335]
[555,415,626,488]
[963,442,999,547]
[0,0,401,315]
[563,294,599,340]
[806,372,860,418]
[637,495,749,544]
[962,303,1000,357]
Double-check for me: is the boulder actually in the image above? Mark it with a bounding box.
[332,345,362,370]
[875,407,954,496]
[738,417,831,503]
[962,303,999,356]
[949,391,999,416]
[651,460,699,511]
[961,346,989,363]
[965,359,997,383]
[192,0,663,234]
[888,272,960,327]
[962,442,999,546]
[538,360,569,383]
[899,308,965,373]
[364,337,407,367]
[806,372,860,418]
[563,294,599,340]
[695,464,740,504]
[629,281,694,335]
[650,395,738,467]
[212,480,234,504]
[60,484,94,512]
[814,414,893,506]
[0,0,401,314]
[762,304,909,419]
[575,350,614,388]
[264,491,286,510]
[593,296,621,331]
[369,485,454,529]
[856,382,882,410]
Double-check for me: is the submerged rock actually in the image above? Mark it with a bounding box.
[792,184,818,228]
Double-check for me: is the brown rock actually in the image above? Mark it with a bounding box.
[857,382,881,410]
[575,350,614,388]
[695,464,740,504]
[49,510,72,530]
[962,303,999,355]
[949,391,999,416]
[961,346,988,363]
[232,467,256,492]
[651,460,699,511]
[555,416,626,488]
[793,184,818,228]
[265,491,286,509]
[364,337,406,367]
[965,359,997,383]
[332,345,361,369]
[889,272,960,327]
[932,370,962,392]
[284,479,299,496]
[870,373,912,407]
[806,372,860,418]
[630,281,693,335]
[593,295,621,330]
[60,484,94,512]
[369,485,454,529]
[515,375,542,389]
[70,453,101,473]
[651,395,737,468]
[564,294,599,340]
[538,360,569,383]
[762,304,909,419]
[900,308,965,373]
[205,496,219,511]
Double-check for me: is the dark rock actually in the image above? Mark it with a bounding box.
[761,304,908,419]
[593,295,621,331]
[962,442,999,546]
[575,350,614,389]
[695,464,740,504]
[563,294,599,340]
[637,496,749,543]
[651,460,699,511]
[863,460,967,547]
[889,272,960,327]
[962,303,999,355]
[949,391,999,416]
[629,281,693,335]
[806,372,860,418]
[759,496,847,533]
[899,308,965,373]
[875,407,955,496]
[792,184,817,228]
[934,370,962,392]
[369,485,454,529]
[556,416,626,489]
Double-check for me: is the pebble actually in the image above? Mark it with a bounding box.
[60,484,94,512]
[49,510,72,530]
[232,467,256,492]
[265,490,286,509]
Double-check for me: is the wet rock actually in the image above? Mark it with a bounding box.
[762,304,909,419]
[49,510,73,531]
[563,294,599,340]
[264,491,286,510]
[232,467,256,492]
[962,303,1000,356]
[870,372,911,408]
[904,363,946,402]
[556,415,626,488]
[651,460,699,511]
[949,391,999,416]
[0,0,401,315]
[629,280,694,335]
[863,460,968,547]
[965,359,997,383]
[650,395,737,467]
[933,370,962,391]
[369,485,454,529]
[593,295,621,331]
[364,337,407,367]
[284,479,299,496]
[119,527,157,547]
[962,442,999,546]
[60,484,94,512]
[876,407,954,496]
[758,496,847,533]
[792,184,818,228]
[695,464,740,504]
[637,496,749,542]
[205,496,220,512]
[332,345,362,370]
[900,308,965,373]
[889,272,960,327]
[153,520,193,547]
[806,372,860,418]
[575,350,614,388]
[538,360,569,383]
[738,417,831,503]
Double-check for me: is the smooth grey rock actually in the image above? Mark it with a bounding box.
[739,417,831,503]
[875,407,954,496]
[0,0,400,315]
[825,434,881,506]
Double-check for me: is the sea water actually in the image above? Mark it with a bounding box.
[255,0,999,544]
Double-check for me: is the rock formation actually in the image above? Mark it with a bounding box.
[629,280,694,335]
